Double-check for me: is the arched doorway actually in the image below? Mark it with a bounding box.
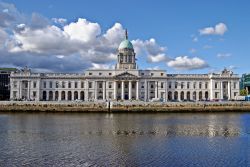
[187,91,190,101]
[199,91,202,101]
[55,91,59,101]
[61,91,65,100]
[193,91,196,101]
[74,91,78,100]
[168,91,172,101]
[68,91,72,101]
[174,91,178,101]
[49,91,53,101]
[80,91,84,101]
[42,91,47,101]
[180,91,184,100]
[205,91,209,100]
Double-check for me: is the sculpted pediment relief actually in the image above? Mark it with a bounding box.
[114,72,138,80]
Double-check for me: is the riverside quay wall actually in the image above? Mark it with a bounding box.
[0,101,250,112]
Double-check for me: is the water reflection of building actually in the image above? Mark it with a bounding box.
[9,30,240,101]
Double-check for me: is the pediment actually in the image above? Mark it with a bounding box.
[114,72,138,80]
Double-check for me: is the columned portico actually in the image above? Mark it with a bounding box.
[136,81,139,100]
[121,81,124,100]
[128,81,132,100]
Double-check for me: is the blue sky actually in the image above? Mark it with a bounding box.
[0,0,250,74]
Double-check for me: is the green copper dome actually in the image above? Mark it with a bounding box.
[118,39,134,50]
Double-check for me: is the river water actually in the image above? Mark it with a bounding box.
[0,112,249,167]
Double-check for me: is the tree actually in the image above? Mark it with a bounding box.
[240,89,247,96]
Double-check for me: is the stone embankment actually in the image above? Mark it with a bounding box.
[1,101,250,113]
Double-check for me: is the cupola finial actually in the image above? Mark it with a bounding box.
[125,29,128,40]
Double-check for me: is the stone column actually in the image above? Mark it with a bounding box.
[65,91,68,101]
[165,81,168,102]
[28,80,31,100]
[46,91,49,101]
[144,80,148,102]
[136,81,139,100]
[72,91,74,101]
[128,80,132,100]
[58,91,61,101]
[94,81,97,100]
[155,81,158,98]
[210,79,213,100]
[121,81,124,100]
[85,80,89,101]
[113,81,117,100]
[220,81,223,99]
[228,81,231,100]
[103,81,106,100]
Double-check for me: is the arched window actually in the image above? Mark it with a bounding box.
[181,91,184,100]
[74,91,78,100]
[68,91,72,101]
[174,91,178,100]
[61,91,65,100]
[193,91,196,101]
[49,91,53,101]
[168,91,172,101]
[42,91,47,101]
[187,91,190,100]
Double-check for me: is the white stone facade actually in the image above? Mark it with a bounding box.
[9,31,240,102]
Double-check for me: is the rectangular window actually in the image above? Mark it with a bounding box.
[56,81,59,88]
[99,83,102,89]
[187,82,190,89]
[151,84,154,89]
[89,72,92,76]
[193,82,196,89]
[181,82,184,89]
[215,82,218,89]
[109,73,112,76]
[75,82,78,88]
[99,73,102,76]
[205,82,208,89]
[43,82,46,88]
[141,73,144,76]
[50,81,53,88]
[109,82,112,89]
[175,82,178,89]
[161,82,164,89]
[151,73,154,76]
[88,82,92,88]
[81,82,84,88]
[33,91,37,98]
[161,73,164,76]
[13,91,17,98]
[199,82,202,89]
[141,82,144,89]
[234,82,237,89]
[168,82,171,89]
[33,81,37,88]
[13,81,17,88]
[68,82,71,88]
[62,81,65,88]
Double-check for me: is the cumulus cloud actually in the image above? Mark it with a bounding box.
[90,63,114,69]
[132,38,168,63]
[217,53,231,58]
[167,56,209,70]
[199,23,227,36]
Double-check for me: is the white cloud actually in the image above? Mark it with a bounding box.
[64,18,101,42]
[146,66,160,70]
[199,23,227,36]
[0,2,168,72]
[90,63,114,69]
[217,53,231,58]
[52,18,67,25]
[132,38,168,63]
[147,53,167,63]
[167,56,209,70]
